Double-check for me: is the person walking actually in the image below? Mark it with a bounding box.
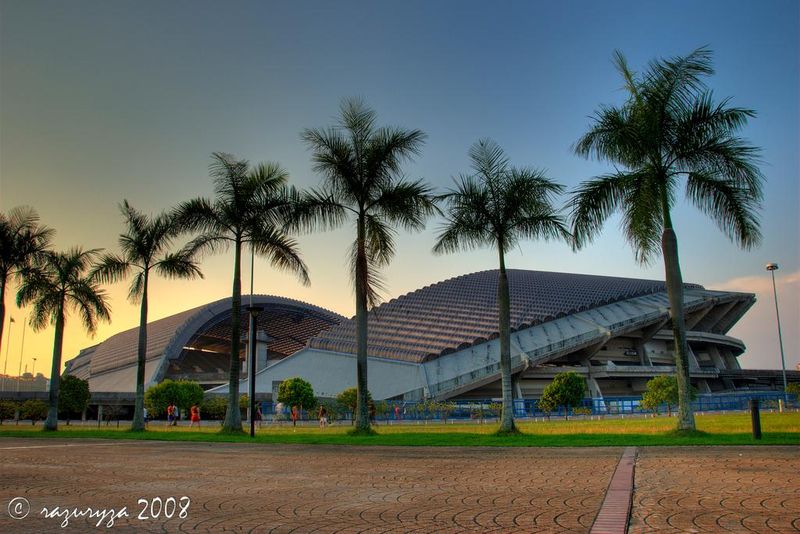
[190,404,200,428]
[166,403,176,426]
[318,405,328,429]
[291,405,299,430]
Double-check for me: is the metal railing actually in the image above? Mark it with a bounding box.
[258,391,797,422]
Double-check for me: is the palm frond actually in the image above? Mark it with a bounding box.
[91,253,131,284]
[248,226,310,286]
[154,251,204,281]
[568,172,634,249]
[686,172,762,249]
[370,178,438,231]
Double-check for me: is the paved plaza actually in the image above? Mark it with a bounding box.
[0,438,798,533]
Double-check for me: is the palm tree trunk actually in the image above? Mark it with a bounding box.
[661,213,696,432]
[223,238,244,432]
[354,217,370,433]
[497,248,516,433]
[44,305,65,431]
[131,272,149,431]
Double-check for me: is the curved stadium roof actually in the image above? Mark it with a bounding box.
[308,269,703,363]
[67,295,344,391]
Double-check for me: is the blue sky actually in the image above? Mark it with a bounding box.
[1,0,798,374]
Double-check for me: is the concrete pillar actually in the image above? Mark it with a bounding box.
[512,375,523,399]
[687,345,700,370]
[97,405,103,425]
[697,379,712,394]
[708,345,726,370]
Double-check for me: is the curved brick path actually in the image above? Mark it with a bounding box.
[629,446,800,533]
[0,439,616,533]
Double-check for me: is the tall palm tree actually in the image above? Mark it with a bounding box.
[17,248,110,430]
[0,206,54,356]
[93,201,203,431]
[433,139,570,433]
[297,97,436,433]
[569,47,763,431]
[175,153,309,433]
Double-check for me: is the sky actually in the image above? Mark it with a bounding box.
[0,0,798,379]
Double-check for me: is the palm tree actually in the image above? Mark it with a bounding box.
[0,206,54,356]
[17,248,110,430]
[175,153,309,433]
[93,201,203,431]
[433,139,570,433]
[569,47,763,431]
[297,97,436,433]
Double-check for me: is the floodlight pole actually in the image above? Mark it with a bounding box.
[16,317,26,393]
[765,263,788,405]
[2,317,13,391]
[247,306,262,438]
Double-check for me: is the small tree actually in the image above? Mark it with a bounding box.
[0,400,17,424]
[21,399,48,425]
[277,377,316,415]
[786,383,800,398]
[641,375,696,416]
[336,387,372,424]
[539,372,586,419]
[59,375,90,425]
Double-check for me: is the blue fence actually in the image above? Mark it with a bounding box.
[260,391,797,422]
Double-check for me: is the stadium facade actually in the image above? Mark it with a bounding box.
[65,269,797,405]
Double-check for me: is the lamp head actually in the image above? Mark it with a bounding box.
[765,263,779,271]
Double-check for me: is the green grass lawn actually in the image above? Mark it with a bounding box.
[0,413,798,447]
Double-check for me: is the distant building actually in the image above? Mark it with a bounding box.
[65,269,799,408]
[0,373,49,393]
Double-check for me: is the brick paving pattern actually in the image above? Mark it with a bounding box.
[0,439,617,533]
[629,446,800,533]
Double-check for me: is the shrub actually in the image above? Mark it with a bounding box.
[0,400,17,424]
[202,396,228,420]
[20,399,48,424]
[58,375,90,425]
[786,382,800,398]
[145,379,204,419]
[539,371,586,419]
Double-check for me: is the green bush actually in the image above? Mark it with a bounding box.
[145,379,204,419]
[277,377,316,412]
[539,371,586,418]
[20,399,48,424]
[0,400,18,424]
[201,396,228,420]
[59,375,90,424]
[786,382,800,397]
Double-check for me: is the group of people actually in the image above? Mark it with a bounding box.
[164,402,201,428]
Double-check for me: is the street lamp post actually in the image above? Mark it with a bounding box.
[32,357,37,377]
[2,316,14,391]
[765,263,788,405]
[246,306,263,438]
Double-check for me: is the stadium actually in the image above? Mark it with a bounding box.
[64,269,797,411]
